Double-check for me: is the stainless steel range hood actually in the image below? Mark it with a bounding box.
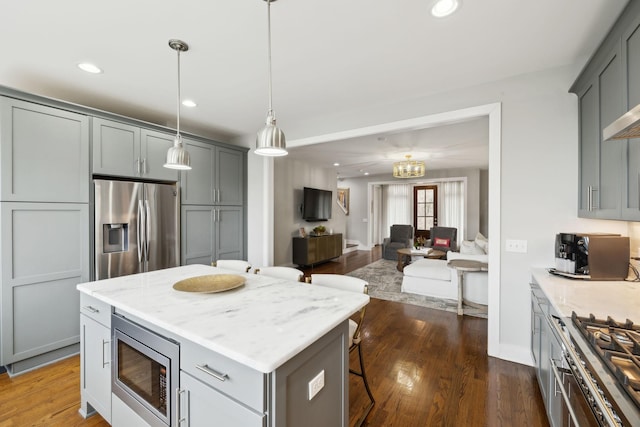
[603,104,640,140]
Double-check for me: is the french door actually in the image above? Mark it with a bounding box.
[413,185,438,240]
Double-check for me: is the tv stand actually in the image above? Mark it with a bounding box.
[293,234,343,266]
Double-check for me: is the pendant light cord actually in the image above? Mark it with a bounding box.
[176,47,182,137]
[266,0,274,117]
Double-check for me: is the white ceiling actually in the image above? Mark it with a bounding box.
[1,0,628,177]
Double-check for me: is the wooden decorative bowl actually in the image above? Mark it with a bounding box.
[173,274,245,293]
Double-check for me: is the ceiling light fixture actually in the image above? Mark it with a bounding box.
[77,63,103,74]
[255,0,287,157]
[393,154,425,178]
[182,99,197,108]
[164,39,192,170]
[431,0,460,18]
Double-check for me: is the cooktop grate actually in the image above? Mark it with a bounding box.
[572,312,640,411]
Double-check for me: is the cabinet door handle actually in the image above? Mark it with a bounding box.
[176,388,187,426]
[195,363,229,382]
[141,158,147,175]
[102,339,110,367]
[135,158,140,175]
[587,185,598,211]
[82,305,99,314]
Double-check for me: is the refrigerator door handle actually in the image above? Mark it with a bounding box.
[145,199,151,261]
[137,200,145,262]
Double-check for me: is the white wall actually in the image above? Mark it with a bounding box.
[246,64,630,365]
[270,158,347,266]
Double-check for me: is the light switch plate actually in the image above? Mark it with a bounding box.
[308,370,325,400]
[505,239,527,253]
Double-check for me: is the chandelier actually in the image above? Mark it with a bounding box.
[393,155,425,178]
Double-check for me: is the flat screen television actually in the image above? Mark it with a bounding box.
[302,187,332,221]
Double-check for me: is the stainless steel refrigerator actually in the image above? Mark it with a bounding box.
[94,179,179,280]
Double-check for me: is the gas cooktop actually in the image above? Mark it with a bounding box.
[572,312,640,410]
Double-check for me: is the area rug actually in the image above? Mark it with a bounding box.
[346,259,487,318]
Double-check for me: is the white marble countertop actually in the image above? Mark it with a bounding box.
[531,268,640,321]
[77,264,369,373]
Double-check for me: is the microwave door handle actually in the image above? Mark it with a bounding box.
[137,200,144,262]
[145,199,151,261]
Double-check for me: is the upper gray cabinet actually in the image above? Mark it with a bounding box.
[622,15,640,220]
[0,97,89,203]
[572,1,640,220]
[181,138,245,206]
[92,118,178,182]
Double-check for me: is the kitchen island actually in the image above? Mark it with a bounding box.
[77,264,369,426]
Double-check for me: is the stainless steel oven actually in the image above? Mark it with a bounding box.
[548,314,628,427]
[550,357,601,426]
[112,313,179,427]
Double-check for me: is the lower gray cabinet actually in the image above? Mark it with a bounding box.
[182,205,244,265]
[178,372,264,426]
[79,294,112,423]
[0,202,89,373]
[530,282,563,427]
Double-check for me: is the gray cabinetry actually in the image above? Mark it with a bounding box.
[575,48,623,218]
[181,138,246,265]
[179,372,264,426]
[182,205,244,265]
[181,139,245,206]
[79,293,112,423]
[622,15,640,220]
[179,339,265,426]
[572,0,640,220]
[0,202,89,373]
[0,95,90,374]
[578,82,599,216]
[0,97,89,202]
[93,118,178,182]
[181,139,215,204]
[530,282,562,427]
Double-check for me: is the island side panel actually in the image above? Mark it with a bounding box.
[272,320,349,427]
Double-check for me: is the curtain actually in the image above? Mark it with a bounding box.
[440,180,465,245]
[382,184,411,238]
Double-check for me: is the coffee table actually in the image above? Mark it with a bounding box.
[447,259,488,316]
[396,248,446,272]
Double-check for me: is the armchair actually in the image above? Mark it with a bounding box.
[382,224,414,260]
[425,226,458,252]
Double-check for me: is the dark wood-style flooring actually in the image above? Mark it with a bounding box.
[0,247,548,426]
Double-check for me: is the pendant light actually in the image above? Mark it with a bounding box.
[164,39,192,170]
[255,0,288,157]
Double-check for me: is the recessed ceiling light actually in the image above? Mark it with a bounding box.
[364,172,370,176]
[77,62,103,74]
[431,0,460,18]
[182,99,197,108]
[333,162,340,166]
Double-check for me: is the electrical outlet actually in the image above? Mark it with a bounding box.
[505,239,527,253]
[308,370,325,400]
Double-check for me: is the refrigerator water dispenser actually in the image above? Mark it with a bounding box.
[103,223,128,253]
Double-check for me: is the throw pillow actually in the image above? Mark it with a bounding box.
[460,240,485,255]
[433,237,450,248]
[475,232,489,254]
